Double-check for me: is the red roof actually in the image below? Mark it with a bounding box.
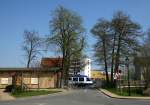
[41,57,62,68]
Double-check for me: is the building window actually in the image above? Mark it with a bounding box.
[31,78,38,84]
[23,77,30,84]
[88,60,90,65]
[1,78,9,84]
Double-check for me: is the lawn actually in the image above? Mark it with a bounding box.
[11,90,61,98]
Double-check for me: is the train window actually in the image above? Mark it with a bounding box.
[73,77,78,81]
[86,78,91,81]
[79,77,84,81]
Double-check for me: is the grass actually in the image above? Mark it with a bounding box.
[11,90,61,98]
[106,88,143,96]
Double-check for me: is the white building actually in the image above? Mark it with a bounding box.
[79,58,91,78]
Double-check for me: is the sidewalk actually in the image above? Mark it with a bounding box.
[99,88,150,100]
[0,89,15,101]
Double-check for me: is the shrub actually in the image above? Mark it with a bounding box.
[5,85,26,93]
[5,85,15,92]
[143,88,150,96]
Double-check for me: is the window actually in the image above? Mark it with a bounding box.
[86,78,91,81]
[73,77,78,81]
[88,60,90,65]
[79,77,84,81]
[1,78,9,84]
[23,77,30,84]
[31,78,38,84]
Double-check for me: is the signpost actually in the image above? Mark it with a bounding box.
[114,71,121,80]
[114,70,122,94]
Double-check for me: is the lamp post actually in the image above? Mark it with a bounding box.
[125,56,131,96]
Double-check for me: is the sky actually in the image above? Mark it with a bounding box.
[0,0,150,69]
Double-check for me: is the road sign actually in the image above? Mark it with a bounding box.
[114,72,121,80]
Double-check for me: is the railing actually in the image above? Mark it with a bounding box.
[117,80,145,89]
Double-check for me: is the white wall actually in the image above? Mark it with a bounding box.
[80,58,91,78]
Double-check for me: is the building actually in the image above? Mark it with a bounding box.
[91,70,106,80]
[0,57,93,89]
[41,57,80,75]
[79,58,91,78]
[69,58,82,75]
[41,57,62,68]
[0,67,61,89]
[41,57,92,78]
[134,57,150,80]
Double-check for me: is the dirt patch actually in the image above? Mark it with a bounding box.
[0,89,15,101]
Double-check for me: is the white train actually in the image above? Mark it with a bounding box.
[69,75,93,86]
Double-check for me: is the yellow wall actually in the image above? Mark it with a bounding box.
[91,70,105,80]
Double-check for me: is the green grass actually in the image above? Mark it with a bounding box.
[11,90,61,98]
[106,88,143,96]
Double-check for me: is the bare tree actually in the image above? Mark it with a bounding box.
[91,19,111,84]
[47,6,86,87]
[22,30,41,68]
[111,11,141,83]
[91,11,141,86]
[135,30,150,88]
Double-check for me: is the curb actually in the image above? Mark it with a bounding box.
[99,89,150,100]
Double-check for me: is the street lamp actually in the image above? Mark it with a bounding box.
[125,56,131,96]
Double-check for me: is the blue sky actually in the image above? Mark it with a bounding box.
[0,0,150,68]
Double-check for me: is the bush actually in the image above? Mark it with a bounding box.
[5,85,26,93]
[143,88,150,96]
[5,85,15,92]
[102,81,116,88]
[134,88,143,95]
[122,87,143,95]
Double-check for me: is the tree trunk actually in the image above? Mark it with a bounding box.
[60,45,66,88]
[114,35,121,73]
[27,41,33,68]
[103,40,109,84]
[110,34,116,83]
[21,71,23,91]
[27,58,30,68]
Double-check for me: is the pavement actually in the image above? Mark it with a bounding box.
[0,89,15,101]
[100,88,150,100]
[0,88,150,105]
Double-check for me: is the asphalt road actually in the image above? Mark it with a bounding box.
[0,89,150,105]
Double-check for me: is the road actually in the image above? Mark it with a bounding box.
[0,89,150,105]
